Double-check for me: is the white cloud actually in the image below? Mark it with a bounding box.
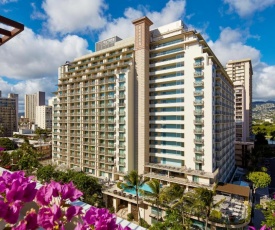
[99,0,186,40]
[223,0,275,17]
[42,0,107,34]
[208,27,260,66]
[0,0,17,4]
[253,64,275,100]
[31,2,47,20]
[208,27,275,101]
[0,27,91,80]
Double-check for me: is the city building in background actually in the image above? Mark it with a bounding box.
[25,91,45,123]
[53,17,235,189]
[0,91,18,137]
[36,105,52,130]
[226,59,254,167]
[226,59,253,142]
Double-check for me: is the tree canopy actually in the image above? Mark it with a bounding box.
[0,138,17,150]
[36,166,103,207]
[247,171,271,192]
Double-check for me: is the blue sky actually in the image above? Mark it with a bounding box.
[0,0,275,112]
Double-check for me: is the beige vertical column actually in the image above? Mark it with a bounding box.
[132,17,153,174]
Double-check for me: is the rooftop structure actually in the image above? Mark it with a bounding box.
[0,15,24,46]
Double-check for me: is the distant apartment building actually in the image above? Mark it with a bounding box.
[226,59,254,167]
[36,105,52,130]
[226,59,253,142]
[53,17,235,189]
[25,91,45,123]
[0,91,18,137]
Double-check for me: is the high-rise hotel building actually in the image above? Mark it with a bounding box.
[226,59,253,168]
[53,17,235,187]
[226,59,253,142]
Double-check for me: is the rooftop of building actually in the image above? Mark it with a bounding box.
[227,58,252,64]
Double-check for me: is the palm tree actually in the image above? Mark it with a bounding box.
[192,186,224,230]
[121,170,149,223]
[141,179,162,221]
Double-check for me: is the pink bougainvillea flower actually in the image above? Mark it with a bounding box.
[36,184,54,206]
[12,209,38,230]
[0,200,8,219]
[49,180,62,197]
[37,204,62,229]
[37,207,55,229]
[66,206,83,222]
[4,200,22,224]
[83,207,118,230]
[21,181,37,202]
[61,181,83,201]
[260,225,271,230]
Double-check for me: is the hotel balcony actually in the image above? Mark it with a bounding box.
[119,153,126,158]
[193,100,204,106]
[193,62,204,68]
[194,82,204,87]
[194,139,204,144]
[145,162,217,179]
[193,148,204,155]
[194,91,204,97]
[194,129,204,134]
[193,119,204,125]
[143,172,211,189]
[194,110,204,116]
[194,72,204,78]
[118,162,126,167]
[193,157,204,164]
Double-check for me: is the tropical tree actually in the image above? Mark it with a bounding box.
[17,152,41,174]
[36,164,57,182]
[170,189,196,228]
[256,197,275,228]
[121,170,149,223]
[192,187,224,230]
[247,171,271,195]
[149,208,191,230]
[141,179,162,220]
[0,137,17,150]
[0,150,11,168]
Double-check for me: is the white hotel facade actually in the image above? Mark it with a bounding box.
[52,17,235,189]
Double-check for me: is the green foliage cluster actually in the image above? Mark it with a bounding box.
[247,171,271,192]
[256,198,275,228]
[139,218,150,228]
[0,138,18,150]
[127,213,134,221]
[253,123,275,136]
[0,139,41,173]
[36,165,104,207]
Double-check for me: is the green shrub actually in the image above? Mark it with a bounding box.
[117,181,123,189]
[127,213,134,221]
[139,218,150,228]
[108,206,115,213]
